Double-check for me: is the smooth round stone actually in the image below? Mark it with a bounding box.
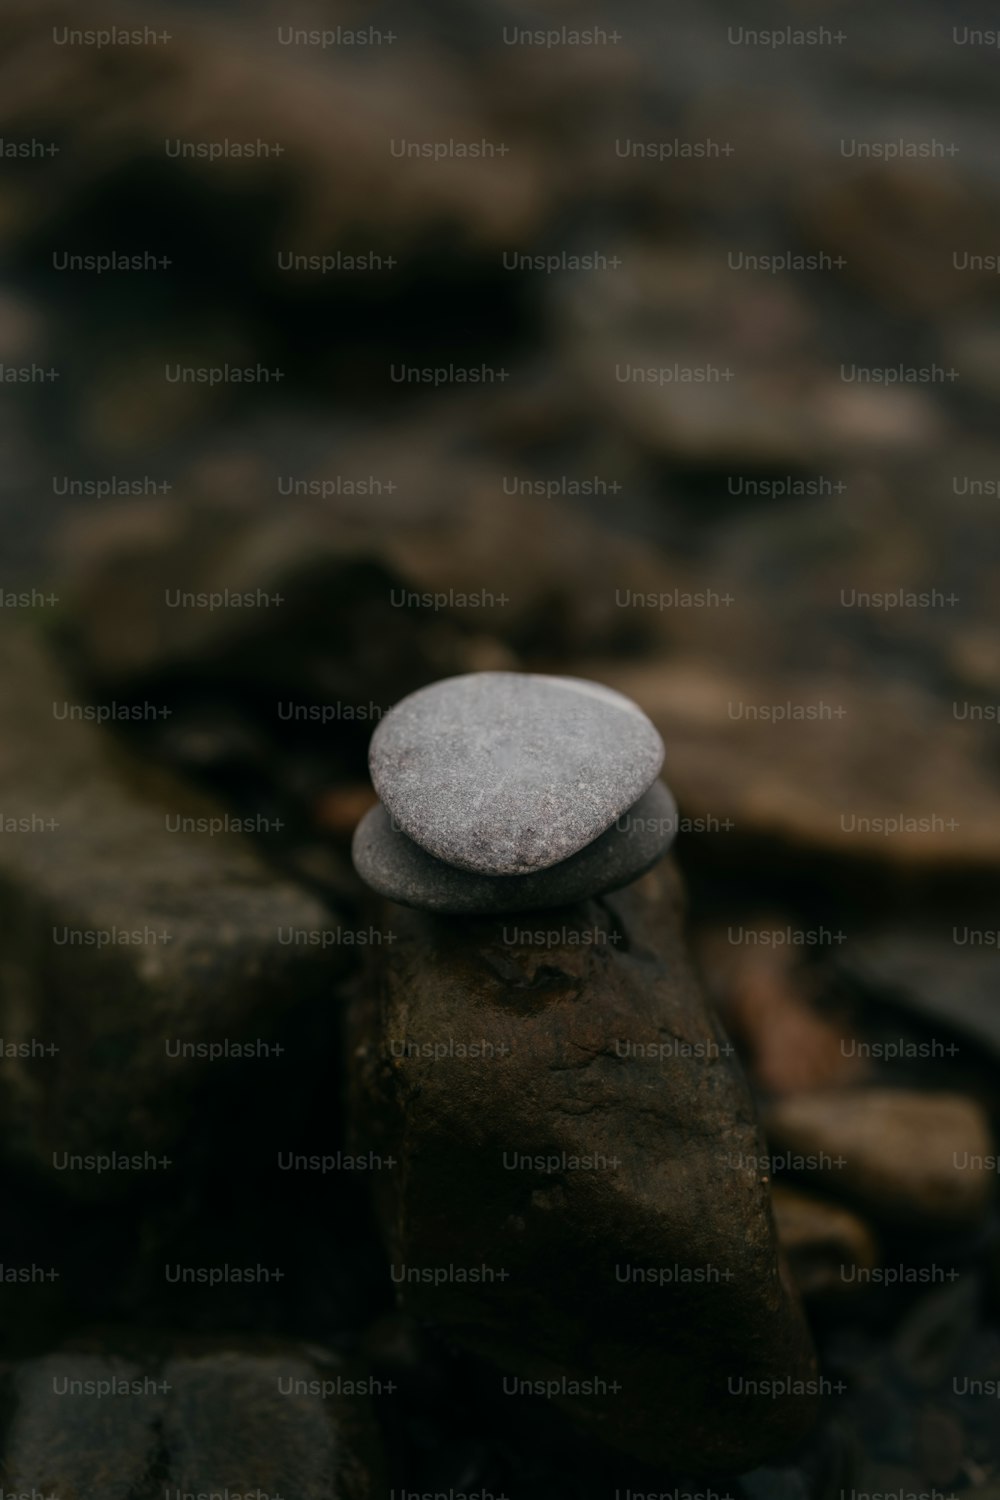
[352,780,677,914]
[369,672,665,876]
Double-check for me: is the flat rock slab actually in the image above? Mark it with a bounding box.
[352,779,676,913]
[369,672,664,875]
[0,630,345,1192]
[0,1336,382,1499]
[762,1089,995,1230]
[586,660,1000,880]
[347,859,817,1473]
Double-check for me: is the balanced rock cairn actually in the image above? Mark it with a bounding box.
[352,671,677,912]
[349,670,818,1474]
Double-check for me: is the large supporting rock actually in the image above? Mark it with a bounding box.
[348,859,819,1473]
[0,629,347,1192]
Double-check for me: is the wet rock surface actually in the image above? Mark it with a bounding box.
[0,1334,384,1499]
[348,859,818,1473]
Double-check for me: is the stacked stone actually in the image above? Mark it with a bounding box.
[352,672,677,913]
[347,683,822,1471]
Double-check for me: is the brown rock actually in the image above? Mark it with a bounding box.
[771,1184,879,1300]
[694,918,863,1097]
[593,660,1000,880]
[348,860,818,1473]
[762,1089,995,1230]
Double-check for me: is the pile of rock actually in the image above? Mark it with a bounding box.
[348,670,821,1474]
[352,671,677,913]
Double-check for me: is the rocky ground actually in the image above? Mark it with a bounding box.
[0,0,999,1494]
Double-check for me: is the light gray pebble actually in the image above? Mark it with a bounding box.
[369,672,664,876]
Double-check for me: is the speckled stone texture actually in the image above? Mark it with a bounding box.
[353,779,677,913]
[368,672,665,875]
